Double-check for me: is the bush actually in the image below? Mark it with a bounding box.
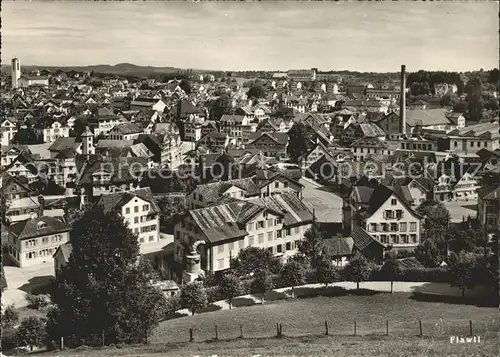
[164,294,181,316]
[369,267,450,283]
[25,292,51,310]
[205,286,223,304]
[2,305,19,327]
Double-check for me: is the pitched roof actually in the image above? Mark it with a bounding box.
[447,122,499,139]
[359,123,386,137]
[98,187,159,214]
[8,216,70,240]
[477,185,500,200]
[248,131,288,146]
[53,242,73,263]
[193,178,261,202]
[111,122,143,135]
[350,226,384,251]
[249,193,313,226]
[405,109,453,127]
[48,137,79,152]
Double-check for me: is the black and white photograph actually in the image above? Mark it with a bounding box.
[0,1,498,356]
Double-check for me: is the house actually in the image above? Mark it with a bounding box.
[173,193,314,275]
[7,212,71,268]
[254,169,304,198]
[53,241,72,276]
[405,109,457,133]
[446,122,500,154]
[42,120,70,143]
[453,172,480,200]
[197,131,229,152]
[130,98,167,113]
[477,185,500,234]
[98,187,161,245]
[187,177,261,209]
[1,118,18,146]
[87,108,126,137]
[246,131,288,159]
[108,122,144,141]
[219,114,257,144]
[1,172,32,201]
[446,112,466,129]
[346,184,422,252]
[350,137,389,161]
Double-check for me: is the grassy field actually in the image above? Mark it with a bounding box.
[19,290,499,357]
[151,290,497,344]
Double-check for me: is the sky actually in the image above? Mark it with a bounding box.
[2,1,498,72]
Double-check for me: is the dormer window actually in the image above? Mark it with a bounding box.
[37,221,48,230]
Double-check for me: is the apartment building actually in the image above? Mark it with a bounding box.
[347,184,421,252]
[174,193,313,274]
[446,122,500,154]
[98,187,160,245]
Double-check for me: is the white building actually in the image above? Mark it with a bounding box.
[1,118,18,146]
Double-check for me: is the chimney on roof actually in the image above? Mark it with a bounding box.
[400,65,406,135]
[37,195,45,218]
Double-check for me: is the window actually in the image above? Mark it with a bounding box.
[134,206,139,213]
[391,235,398,244]
[396,210,403,219]
[248,236,255,246]
[285,228,291,236]
[381,223,388,232]
[401,234,408,243]
[380,235,388,244]
[410,222,417,232]
[385,210,393,219]
[286,242,291,251]
[399,222,407,232]
[283,182,288,188]
[134,217,139,224]
[276,244,283,253]
[268,232,274,241]
[390,223,398,232]
[275,218,283,225]
[369,223,377,232]
[294,227,299,234]
[247,223,254,231]
[42,237,49,244]
[275,182,279,188]
[143,204,149,211]
[267,219,273,227]
[139,237,145,243]
[294,240,300,249]
[257,221,265,229]
[410,234,417,243]
[267,247,273,254]
[218,245,224,253]
[258,234,264,244]
[217,258,224,270]
[391,199,397,206]
[134,228,139,234]
[125,207,130,214]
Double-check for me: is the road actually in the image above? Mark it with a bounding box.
[299,178,343,223]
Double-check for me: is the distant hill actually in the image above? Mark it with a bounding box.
[0,63,214,78]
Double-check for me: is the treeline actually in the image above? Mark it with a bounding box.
[407,70,465,96]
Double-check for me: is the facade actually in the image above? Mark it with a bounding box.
[43,121,70,143]
[18,76,49,88]
[174,193,313,274]
[477,185,500,234]
[1,118,18,146]
[246,132,288,159]
[98,187,161,245]
[7,215,71,268]
[447,122,500,155]
[11,58,21,89]
[108,122,143,141]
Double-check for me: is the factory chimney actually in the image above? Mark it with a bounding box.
[400,65,406,135]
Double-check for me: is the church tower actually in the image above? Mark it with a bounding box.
[11,58,21,89]
[81,126,95,156]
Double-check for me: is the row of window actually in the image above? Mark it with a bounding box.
[23,235,64,248]
[378,234,418,244]
[247,218,283,231]
[139,236,156,243]
[453,141,489,148]
[125,204,150,214]
[367,222,417,233]
[383,209,404,219]
[133,224,157,234]
[25,247,56,260]
[129,215,155,224]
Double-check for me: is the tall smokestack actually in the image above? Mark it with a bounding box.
[400,65,406,135]
[37,195,45,218]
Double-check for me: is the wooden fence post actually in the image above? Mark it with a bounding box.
[279,323,283,337]
[240,324,243,339]
[189,328,193,342]
[419,320,423,337]
[325,320,329,336]
[469,320,473,336]
[60,336,64,350]
[354,319,357,336]
[386,320,389,336]
[276,323,280,337]
[215,325,218,340]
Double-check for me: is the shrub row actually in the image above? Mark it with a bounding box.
[369,267,451,283]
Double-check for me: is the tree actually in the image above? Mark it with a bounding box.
[217,273,242,309]
[448,251,476,297]
[0,187,9,225]
[286,123,310,163]
[48,205,168,347]
[315,259,338,289]
[465,77,484,122]
[251,269,274,304]
[230,247,282,277]
[16,316,46,351]
[247,84,266,99]
[179,79,192,94]
[417,200,451,255]
[12,127,39,145]
[380,252,401,293]
[1,304,19,327]
[279,260,305,298]
[414,239,442,268]
[343,253,370,290]
[180,281,208,315]
[157,195,187,234]
[297,224,327,269]
[210,94,233,121]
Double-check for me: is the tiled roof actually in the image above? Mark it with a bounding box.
[350,137,388,149]
[447,122,499,139]
[111,122,143,135]
[405,109,452,127]
[359,123,386,137]
[48,137,79,152]
[193,178,261,203]
[220,114,248,124]
[8,216,70,240]
[248,131,288,146]
[98,187,159,214]
[53,242,73,262]
[350,226,384,251]
[249,193,313,226]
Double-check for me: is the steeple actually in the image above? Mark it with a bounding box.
[81,126,95,156]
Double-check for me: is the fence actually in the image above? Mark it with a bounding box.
[155,318,497,345]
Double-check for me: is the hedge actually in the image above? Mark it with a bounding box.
[369,267,451,283]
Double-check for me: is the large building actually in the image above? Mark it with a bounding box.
[174,193,314,275]
[11,58,21,89]
[446,122,500,154]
